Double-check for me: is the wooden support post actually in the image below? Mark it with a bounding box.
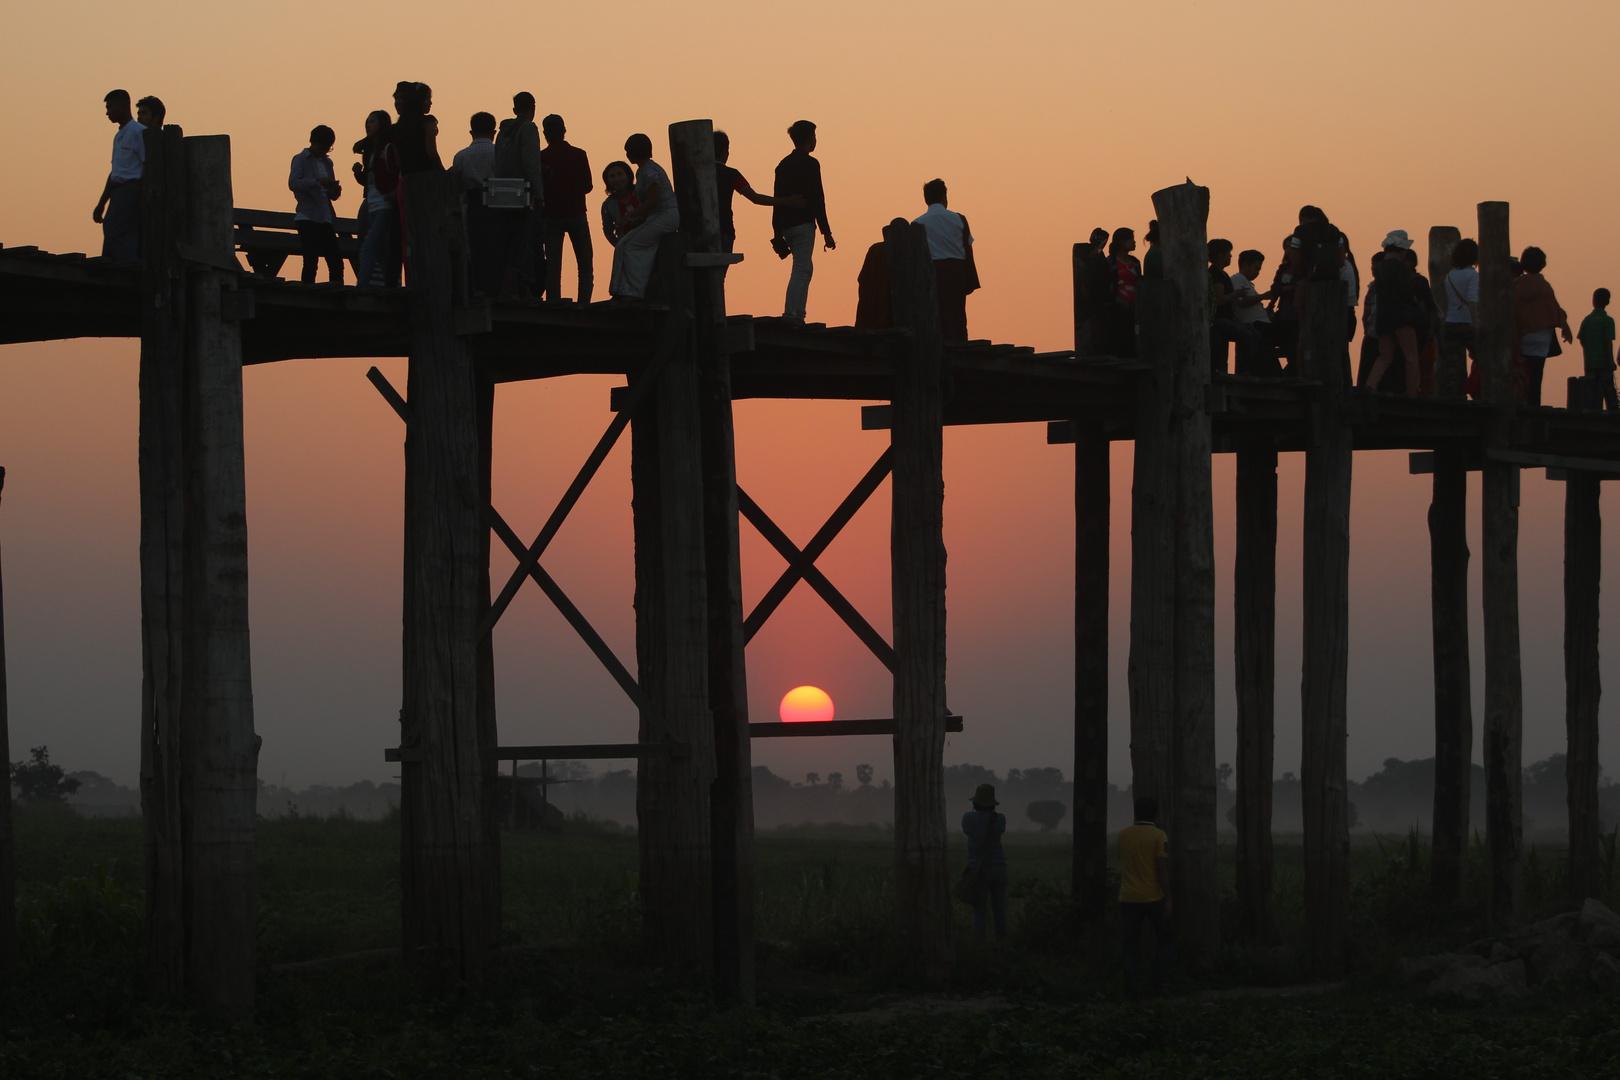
[475,370,501,939]
[1128,279,1176,854]
[669,118,755,1003]
[179,135,258,1021]
[399,169,495,991]
[1428,225,1473,908]
[884,217,952,971]
[0,468,13,979]
[1478,201,1523,927]
[634,231,716,969]
[1564,378,1602,906]
[138,124,189,1005]
[1073,422,1109,927]
[1153,182,1218,966]
[1299,276,1351,969]
[1233,443,1277,943]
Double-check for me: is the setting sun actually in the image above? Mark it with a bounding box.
[778,685,834,724]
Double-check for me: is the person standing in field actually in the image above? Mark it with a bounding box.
[961,783,1008,941]
[912,178,978,343]
[539,114,594,303]
[1578,288,1618,411]
[773,120,834,323]
[1119,796,1172,998]
[288,125,345,284]
[93,90,150,263]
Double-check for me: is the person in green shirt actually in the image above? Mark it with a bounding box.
[1577,288,1617,411]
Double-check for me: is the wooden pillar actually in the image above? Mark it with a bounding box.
[1153,182,1218,966]
[1128,279,1176,850]
[1478,201,1523,926]
[1233,443,1277,943]
[1428,225,1473,907]
[178,135,259,1021]
[0,468,14,978]
[1299,276,1351,969]
[475,370,501,940]
[884,217,952,971]
[634,230,715,969]
[138,123,189,1004]
[1565,379,1602,905]
[669,118,755,1002]
[399,169,494,991]
[1073,422,1109,927]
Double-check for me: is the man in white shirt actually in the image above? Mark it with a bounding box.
[912,178,977,342]
[453,112,500,296]
[93,89,151,263]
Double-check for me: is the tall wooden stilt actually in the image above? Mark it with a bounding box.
[1153,182,1218,966]
[1233,443,1277,943]
[669,119,755,1002]
[399,169,495,991]
[0,468,14,979]
[1478,201,1523,927]
[475,371,501,939]
[884,217,952,971]
[1564,378,1602,906]
[1428,225,1473,908]
[1299,277,1352,969]
[1073,422,1110,927]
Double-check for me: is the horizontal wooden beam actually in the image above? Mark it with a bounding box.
[386,743,687,762]
[1411,448,1620,475]
[749,715,963,738]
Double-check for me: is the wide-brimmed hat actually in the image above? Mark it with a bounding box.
[971,783,998,809]
[1382,230,1414,251]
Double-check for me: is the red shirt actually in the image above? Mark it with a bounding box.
[539,140,592,218]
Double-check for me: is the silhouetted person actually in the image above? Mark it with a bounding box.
[93,90,150,263]
[1579,288,1617,411]
[1513,245,1573,406]
[713,129,800,259]
[598,160,638,249]
[1106,227,1140,358]
[352,109,398,287]
[961,783,1007,941]
[491,91,545,297]
[1142,220,1162,279]
[607,134,679,300]
[1367,231,1424,395]
[773,120,833,323]
[391,82,441,175]
[540,114,593,303]
[1441,237,1480,359]
[1208,238,1258,374]
[912,178,978,343]
[288,124,344,284]
[1119,796,1172,997]
[454,112,499,296]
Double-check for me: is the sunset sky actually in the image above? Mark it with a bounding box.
[3,1,1620,796]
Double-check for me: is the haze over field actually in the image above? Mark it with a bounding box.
[2,1,1619,795]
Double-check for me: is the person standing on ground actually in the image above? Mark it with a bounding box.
[288,125,344,284]
[912,178,978,343]
[773,120,834,323]
[93,90,150,263]
[961,783,1007,941]
[1119,796,1173,998]
[1578,288,1618,411]
[491,91,545,298]
[453,112,499,296]
[539,114,593,303]
[607,133,679,300]
[1513,246,1573,407]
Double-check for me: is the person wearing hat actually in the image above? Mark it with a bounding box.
[1365,230,1425,395]
[961,783,1008,940]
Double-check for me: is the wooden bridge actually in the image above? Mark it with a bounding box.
[0,120,1615,1021]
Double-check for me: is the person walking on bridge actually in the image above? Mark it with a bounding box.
[912,179,978,342]
[773,120,834,324]
[93,90,153,263]
[1119,796,1173,997]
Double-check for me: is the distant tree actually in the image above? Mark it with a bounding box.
[856,764,874,788]
[1026,799,1067,832]
[805,773,821,787]
[827,772,843,791]
[11,746,81,803]
[1216,762,1233,792]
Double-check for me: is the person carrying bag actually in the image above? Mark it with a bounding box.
[955,783,1008,941]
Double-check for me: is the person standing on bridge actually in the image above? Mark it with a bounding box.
[491,91,545,298]
[1119,796,1173,998]
[93,90,154,264]
[540,114,594,303]
[288,125,345,285]
[453,112,500,297]
[714,129,801,262]
[607,134,679,300]
[773,120,834,324]
[912,178,978,343]
[1513,246,1573,407]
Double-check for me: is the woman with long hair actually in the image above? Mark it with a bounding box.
[1513,246,1573,406]
[1108,227,1140,357]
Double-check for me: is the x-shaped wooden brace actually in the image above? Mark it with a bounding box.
[737,449,896,673]
[365,355,669,717]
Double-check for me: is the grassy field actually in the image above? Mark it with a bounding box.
[4,806,1620,1078]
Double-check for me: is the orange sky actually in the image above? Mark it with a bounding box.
[3,1,1619,792]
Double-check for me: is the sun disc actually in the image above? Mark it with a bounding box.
[779,685,834,723]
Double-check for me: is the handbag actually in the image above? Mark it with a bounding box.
[770,233,792,260]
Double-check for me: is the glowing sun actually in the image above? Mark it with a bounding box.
[779,685,834,724]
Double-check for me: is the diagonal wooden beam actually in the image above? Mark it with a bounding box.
[485,507,650,715]
[366,366,411,423]
[736,488,896,673]
[742,449,891,641]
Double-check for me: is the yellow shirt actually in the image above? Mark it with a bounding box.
[1118,823,1168,903]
